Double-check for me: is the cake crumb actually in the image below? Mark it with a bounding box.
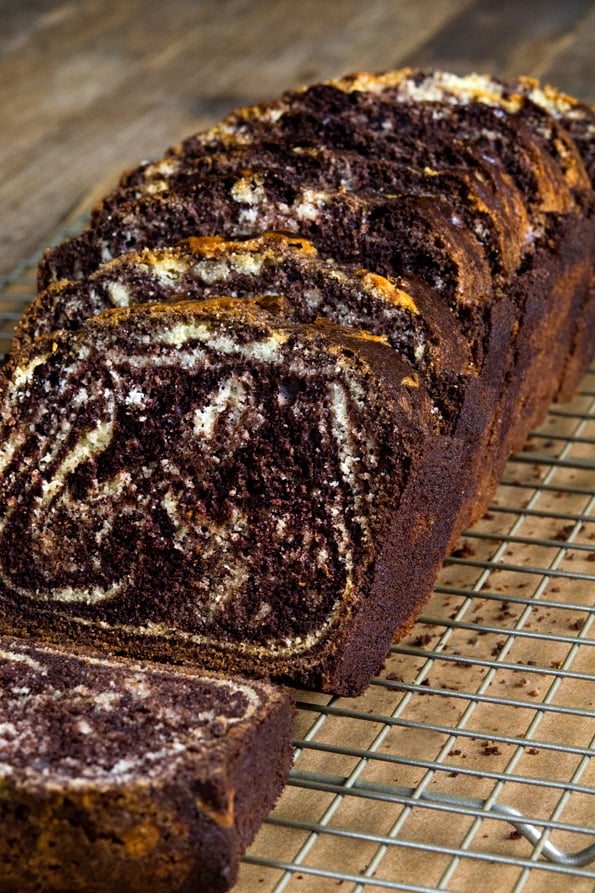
[451,541,475,558]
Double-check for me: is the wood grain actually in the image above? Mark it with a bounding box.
[1,0,593,274]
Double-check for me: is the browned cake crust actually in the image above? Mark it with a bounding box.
[0,635,294,893]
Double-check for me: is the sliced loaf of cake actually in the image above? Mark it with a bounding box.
[0,635,293,893]
[10,68,593,685]
[36,70,593,504]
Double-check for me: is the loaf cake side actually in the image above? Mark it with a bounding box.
[18,68,594,686]
[498,74,595,402]
[0,635,294,893]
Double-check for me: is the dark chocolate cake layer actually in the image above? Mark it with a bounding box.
[0,299,461,694]
[0,635,293,893]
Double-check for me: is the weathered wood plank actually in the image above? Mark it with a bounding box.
[0,0,591,275]
[408,0,595,97]
[0,0,470,272]
[539,3,595,98]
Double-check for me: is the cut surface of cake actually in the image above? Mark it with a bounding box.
[0,635,294,893]
[0,298,461,694]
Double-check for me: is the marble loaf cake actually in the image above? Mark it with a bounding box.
[0,635,294,893]
[0,70,593,887]
[1,69,594,700]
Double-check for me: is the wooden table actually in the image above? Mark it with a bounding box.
[1,0,594,274]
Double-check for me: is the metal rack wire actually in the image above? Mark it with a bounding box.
[1,239,593,893]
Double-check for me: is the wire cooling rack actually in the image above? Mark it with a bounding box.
[1,240,593,893]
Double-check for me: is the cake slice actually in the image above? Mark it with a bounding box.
[0,298,462,695]
[113,70,587,218]
[234,67,593,458]
[221,70,593,421]
[0,634,294,893]
[38,173,494,311]
[17,232,491,541]
[484,74,595,181]
[34,178,503,482]
[15,233,474,428]
[93,142,529,283]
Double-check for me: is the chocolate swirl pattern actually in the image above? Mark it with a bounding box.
[0,300,426,683]
[0,639,267,782]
